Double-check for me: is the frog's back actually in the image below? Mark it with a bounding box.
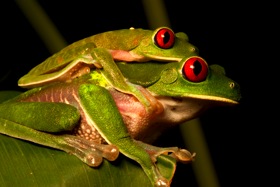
[18,28,151,88]
[24,28,150,75]
[42,27,150,69]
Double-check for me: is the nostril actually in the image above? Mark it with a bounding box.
[229,82,235,89]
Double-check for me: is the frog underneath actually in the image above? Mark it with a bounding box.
[0,56,240,187]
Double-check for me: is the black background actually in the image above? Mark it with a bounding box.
[1,1,275,186]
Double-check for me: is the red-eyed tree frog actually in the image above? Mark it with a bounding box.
[18,27,197,88]
[0,56,241,186]
[17,27,198,115]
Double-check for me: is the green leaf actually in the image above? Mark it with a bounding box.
[0,91,22,103]
[0,134,176,186]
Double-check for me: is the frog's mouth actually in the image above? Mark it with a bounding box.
[157,88,240,105]
[177,94,239,105]
[143,53,182,62]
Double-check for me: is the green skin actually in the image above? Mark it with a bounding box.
[17,27,198,115]
[0,56,240,187]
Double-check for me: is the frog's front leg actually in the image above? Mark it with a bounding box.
[0,102,119,167]
[78,83,170,186]
[91,48,160,115]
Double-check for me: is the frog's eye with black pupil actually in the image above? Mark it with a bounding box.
[183,57,208,82]
[154,28,175,49]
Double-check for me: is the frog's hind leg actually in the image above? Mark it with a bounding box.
[0,118,119,167]
[18,43,100,88]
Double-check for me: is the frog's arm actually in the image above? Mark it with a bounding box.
[91,48,158,113]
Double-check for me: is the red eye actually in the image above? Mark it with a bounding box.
[154,28,175,49]
[183,57,208,82]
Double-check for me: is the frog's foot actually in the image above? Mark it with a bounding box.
[152,168,171,187]
[137,141,195,185]
[169,149,196,164]
[61,135,119,167]
[135,140,195,164]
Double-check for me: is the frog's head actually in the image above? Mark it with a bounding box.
[118,57,241,142]
[130,27,199,62]
[118,56,241,105]
[150,56,241,104]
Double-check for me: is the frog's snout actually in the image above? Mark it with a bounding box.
[229,81,241,101]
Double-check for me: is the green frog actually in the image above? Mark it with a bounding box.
[0,56,240,186]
